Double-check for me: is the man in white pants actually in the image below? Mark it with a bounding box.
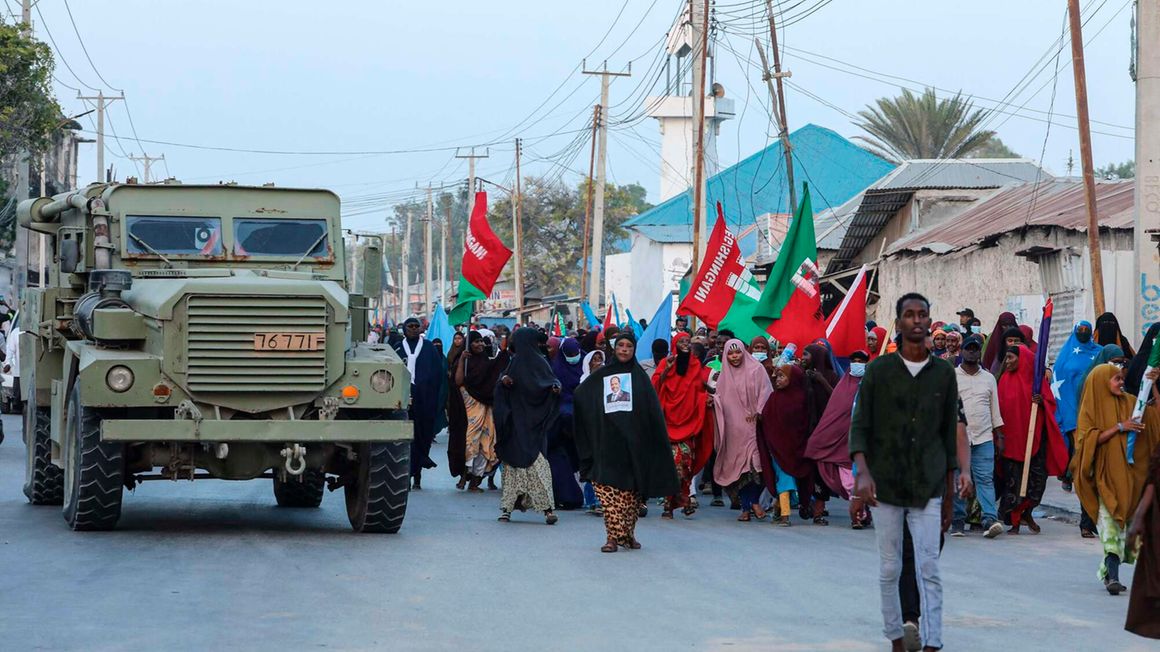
[850,293,961,652]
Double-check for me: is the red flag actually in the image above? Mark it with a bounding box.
[449,192,512,324]
[602,304,615,332]
[677,203,764,339]
[824,265,869,356]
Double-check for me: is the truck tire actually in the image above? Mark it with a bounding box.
[345,440,410,533]
[62,386,124,531]
[273,469,325,508]
[23,399,62,505]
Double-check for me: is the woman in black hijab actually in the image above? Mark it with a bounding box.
[1096,312,1136,358]
[456,331,508,492]
[445,331,469,488]
[494,327,562,524]
[1126,322,1160,397]
[574,333,679,552]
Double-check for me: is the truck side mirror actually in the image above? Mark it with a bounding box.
[60,237,80,274]
[361,242,383,302]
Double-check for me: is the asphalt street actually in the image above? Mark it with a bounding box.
[0,413,1152,651]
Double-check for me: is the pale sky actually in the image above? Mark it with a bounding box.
[17,0,1138,231]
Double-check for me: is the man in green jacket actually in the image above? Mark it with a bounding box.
[850,293,959,652]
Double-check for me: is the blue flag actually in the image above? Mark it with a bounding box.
[635,293,674,363]
[580,300,601,328]
[426,303,455,356]
[625,309,644,339]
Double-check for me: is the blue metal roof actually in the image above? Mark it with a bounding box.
[624,124,896,242]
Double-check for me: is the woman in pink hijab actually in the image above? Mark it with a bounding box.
[713,339,774,521]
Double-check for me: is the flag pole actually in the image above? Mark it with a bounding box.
[1019,299,1054,497]
[1017,403,1040,498]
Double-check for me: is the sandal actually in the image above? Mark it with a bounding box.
[711,498,725,507]
[601,538,618,553]
[751,504,768,520]
[456,476,468,491]
[545,511,558,525]
[776,516,791,527]
[661,509,674,519]
[737,511,752,522]
[623,538,642,550]
[638,505,648,518]
[497,511,511,522]
[1081,529,1097,539]
[813,516,829,526]
[682,504,697,517]
[1024,513,1041,534]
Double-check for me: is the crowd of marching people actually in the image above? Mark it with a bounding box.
[372,293,1160,647]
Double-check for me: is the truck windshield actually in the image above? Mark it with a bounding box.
[126,216,223,256]
[234,218,330,258]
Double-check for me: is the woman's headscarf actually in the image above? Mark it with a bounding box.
[1125,322,1160,397]
[713,339,772,488]
[653,332,707,443]
[988,326,1026,376]
[494,327,561,468]
[1095,312,1136,358]
[810,338,845,379]
[1075,344,1126,411]
[943,330,962,358]
[651,338,670,364]
[1074,363,1158,526]
[580,350,604,383]
[759,364,814,484]
[804,343,839,388]
[551,338,584,414]
[869,326,889,360]
[579,329,599,354]
[1019,325,1038,354]
[547,336,561,361]
[1054,321,1104,433]
[982,311,1018,370]
[996,346,1069,476]
[462,330,508,404]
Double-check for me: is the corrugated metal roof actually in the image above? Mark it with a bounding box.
[886,179,1134,255]
[624,124,896,242]
[825,158,1052,273]
[874,158,1049,190]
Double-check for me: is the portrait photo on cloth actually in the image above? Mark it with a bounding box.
[603,373,633,413]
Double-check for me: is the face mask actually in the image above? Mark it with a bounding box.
[970,325,982,334]
[752,352,768,362]
[849,362,867,377]
[565,353,581,365]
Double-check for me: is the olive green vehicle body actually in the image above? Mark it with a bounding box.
[17,183,412,499]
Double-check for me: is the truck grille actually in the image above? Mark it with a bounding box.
[186,295,328,393]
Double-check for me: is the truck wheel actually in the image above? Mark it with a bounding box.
[62,386,124,531]
[23,398,62,505]
[273,469,325,508]
[345,440,410,533]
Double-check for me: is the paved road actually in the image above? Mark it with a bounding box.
[0,414,1151,651]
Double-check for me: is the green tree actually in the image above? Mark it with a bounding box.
[967,136,1021,159]
[1096,160,1134,180]
[0,18,61,160]
[853,87,995,163]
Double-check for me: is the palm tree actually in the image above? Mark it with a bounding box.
[853,88,995,163]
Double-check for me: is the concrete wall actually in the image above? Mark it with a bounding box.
[874,228,1135,362]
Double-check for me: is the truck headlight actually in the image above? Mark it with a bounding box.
[106,365,135,393]
[370,370,393,393]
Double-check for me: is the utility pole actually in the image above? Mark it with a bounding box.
[582,60,631,308]
[580,104,600,299]
[15,0,32,291]
[512,138,525,309]
[1134,0,1160,337]
[402,206,413,318]
[1067,0,1106,315]
[442,199,451,307]
[456,147,490,216]
[424,185,434,317]
[690,0,710,275]
[77,91,125,183]
[760,0,797,216]
[127,152,165,183]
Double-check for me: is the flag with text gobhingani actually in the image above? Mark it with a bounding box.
[677,202,765,340]
[449,192,512,325]
[751,184,825,349]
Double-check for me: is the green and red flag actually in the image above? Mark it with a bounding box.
[552,311,566,337]
[751,185,825,349]
[677,202,765,340]
[449,192,512,325]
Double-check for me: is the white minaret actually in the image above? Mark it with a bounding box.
[646,13,735,202]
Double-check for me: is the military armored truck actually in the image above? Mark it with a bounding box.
[16,182,412,532]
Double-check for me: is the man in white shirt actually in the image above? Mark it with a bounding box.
[952,334,1005,538]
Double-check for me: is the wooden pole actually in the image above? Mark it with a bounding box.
[513,138,524,309]
[690,0,710,283]
[1018,403,1040,498]
[581,104,600,300]
[1068,0,1106,315]
[763,0,797,215]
